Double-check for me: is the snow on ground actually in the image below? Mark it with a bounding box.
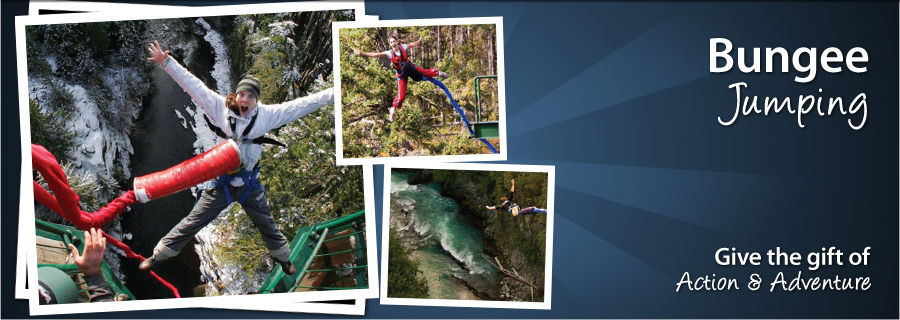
[174,109,188,128]
[29,80,111,179]
[99,64,144,179]
[45,56,58,73]
[267,21,297,37]
[180,102,219,154]
[28,68,142,283]
[30,61,144,182]
[196,18,232,95]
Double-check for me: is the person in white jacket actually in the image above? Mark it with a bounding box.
[140,41,334,275]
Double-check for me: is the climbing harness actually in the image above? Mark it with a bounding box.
[203,112,286,148]
[201,110,286,204]
[388,45,425,81]
[389,45,409,73]
[398,62,425,81]
[208,167,263,205]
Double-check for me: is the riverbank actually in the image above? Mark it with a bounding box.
[409,250,479,300]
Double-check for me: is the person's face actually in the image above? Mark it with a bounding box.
[236,91,258,117]
[389,37,399,50]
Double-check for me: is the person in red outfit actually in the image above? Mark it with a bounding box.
[353,34,448,122]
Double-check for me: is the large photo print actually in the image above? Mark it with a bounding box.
[19,3,375,315]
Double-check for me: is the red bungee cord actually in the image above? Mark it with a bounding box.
[31,140,241,299]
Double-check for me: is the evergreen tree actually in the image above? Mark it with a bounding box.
[387,229,429,298]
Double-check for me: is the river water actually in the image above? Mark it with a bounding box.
[390,172,499,299]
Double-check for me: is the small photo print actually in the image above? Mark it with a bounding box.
[381,164,553,309]
[335,18,506,165]
[19,2,376,315]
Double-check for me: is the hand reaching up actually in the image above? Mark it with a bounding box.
[67,228,107,276]
[147,40,170,65]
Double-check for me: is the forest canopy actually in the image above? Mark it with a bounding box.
[339,24,501,158]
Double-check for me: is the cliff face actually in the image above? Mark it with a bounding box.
[411,169,546,302]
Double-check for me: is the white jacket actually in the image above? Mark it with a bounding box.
[160,56,334,186]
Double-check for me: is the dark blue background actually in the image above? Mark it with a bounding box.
[2,1,897,318]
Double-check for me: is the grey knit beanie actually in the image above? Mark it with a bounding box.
[235,75,261,98]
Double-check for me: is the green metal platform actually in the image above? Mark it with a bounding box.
[258,210,367,293]
[470,75,499,139]
[35,219,136,302]
[472,121,499,139]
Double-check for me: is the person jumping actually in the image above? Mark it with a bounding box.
[140,41,334,275]
[352,34,448,122]
[485,179,548,216]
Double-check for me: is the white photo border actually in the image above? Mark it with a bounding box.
[333,17,507,166]
[27,0,175,15]
[380,163,553,309]
[17,1,378,315]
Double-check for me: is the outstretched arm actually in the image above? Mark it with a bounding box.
[259,88,335,130]
[149,41,226,124]
[507,179,515,203]
[485,205,496,210]
[407,36,424,49]
[352,47,388,58]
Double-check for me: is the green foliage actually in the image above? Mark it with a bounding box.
[29,99,75,163]
[83,23,113,59]
[432,169,549,280]
[387,229,429,298]
[340,25,501,158]
[236,11,352,102]
[44,80,77,114]
[261,91,366,236]
[488,172,548,274]
[212,205,270,278]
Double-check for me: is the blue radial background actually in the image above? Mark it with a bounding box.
[367,2,898,318]
[1,1,897,319]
